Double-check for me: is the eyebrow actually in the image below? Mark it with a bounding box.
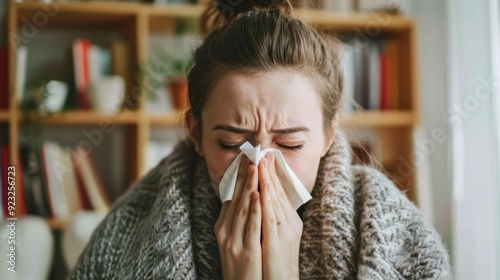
[212,125,310,134]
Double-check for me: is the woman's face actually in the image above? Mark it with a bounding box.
[188,70,335,199]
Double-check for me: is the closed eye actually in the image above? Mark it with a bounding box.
[218,142,242,151]
[277,144,303,151]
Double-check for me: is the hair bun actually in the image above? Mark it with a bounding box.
[200,0,293,35]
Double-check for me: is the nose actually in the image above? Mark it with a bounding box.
[251,137,272,150]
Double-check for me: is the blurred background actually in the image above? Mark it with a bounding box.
[0,0,498,279]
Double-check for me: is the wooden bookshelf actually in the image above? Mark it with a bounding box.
[6,1,420,229]
[0,110,9,122]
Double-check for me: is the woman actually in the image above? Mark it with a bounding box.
[70,0,452,279]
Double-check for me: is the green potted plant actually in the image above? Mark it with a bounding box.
[139,44,190,110]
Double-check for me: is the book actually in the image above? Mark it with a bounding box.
[42,142,71,219]
[19,144,38,215]
[368,41,381,110]
[353,45,369,109]
[379,44,390,110]
[71,151,110,212]
[39,143,56,218]
[15,45,28,106]
[72,39,91,110]
[340,42,355,112]
[34,145,51,217]
[58,146,83,216]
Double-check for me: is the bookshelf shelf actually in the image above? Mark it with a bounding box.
[148,111,186,126]
[18,111,142,125]
[147,110,417,127]
[341,111,416,127]
[47,218,67,231]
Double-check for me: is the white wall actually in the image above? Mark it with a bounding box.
[409,1,500,278]
[407,0,453,259]
[447,0,499,278]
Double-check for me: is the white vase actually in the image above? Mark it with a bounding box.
[88,75,125,114]
[0,216,54,280]
[62,211,106,271]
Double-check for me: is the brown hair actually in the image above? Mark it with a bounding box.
[187,0,343,138]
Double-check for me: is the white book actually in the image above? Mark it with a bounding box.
[15,45,28,104]
[340,42,355,112]
[43,142,69,219]
[57,146,82,217]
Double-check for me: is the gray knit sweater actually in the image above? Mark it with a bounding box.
[69,128,452,279]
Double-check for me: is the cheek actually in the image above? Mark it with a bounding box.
[203,148,238,189]
[284,150,323,193]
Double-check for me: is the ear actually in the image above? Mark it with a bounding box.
[321,112,340,157]
[185,111,204,157]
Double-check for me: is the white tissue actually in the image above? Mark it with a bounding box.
[219,141,312,209]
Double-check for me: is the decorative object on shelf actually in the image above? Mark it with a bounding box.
[19,80,69,115]
[87,75,125,114]
[168,76,188,109]
[39,80,69,114]
[141,44,190,109]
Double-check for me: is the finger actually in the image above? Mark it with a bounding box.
[259,158,278,239]
[232,164,258,243]
[261,155,287,224]
[232,155,250,204]
[266,153,293,218]
[245,191,262,249]
[215,200,230,231]
[224,155,249,234]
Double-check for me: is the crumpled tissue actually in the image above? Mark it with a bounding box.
[218,141,312,209]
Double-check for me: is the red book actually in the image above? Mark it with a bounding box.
[72,151,110,212]
[73,39,91,110]
[15,153,27,217]
[379,49,389,111]
[1,144,8,218]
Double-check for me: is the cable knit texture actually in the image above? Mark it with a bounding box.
[69,128,452,279]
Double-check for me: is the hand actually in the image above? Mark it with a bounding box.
[214,156,263,280]
[259,153,302,280]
